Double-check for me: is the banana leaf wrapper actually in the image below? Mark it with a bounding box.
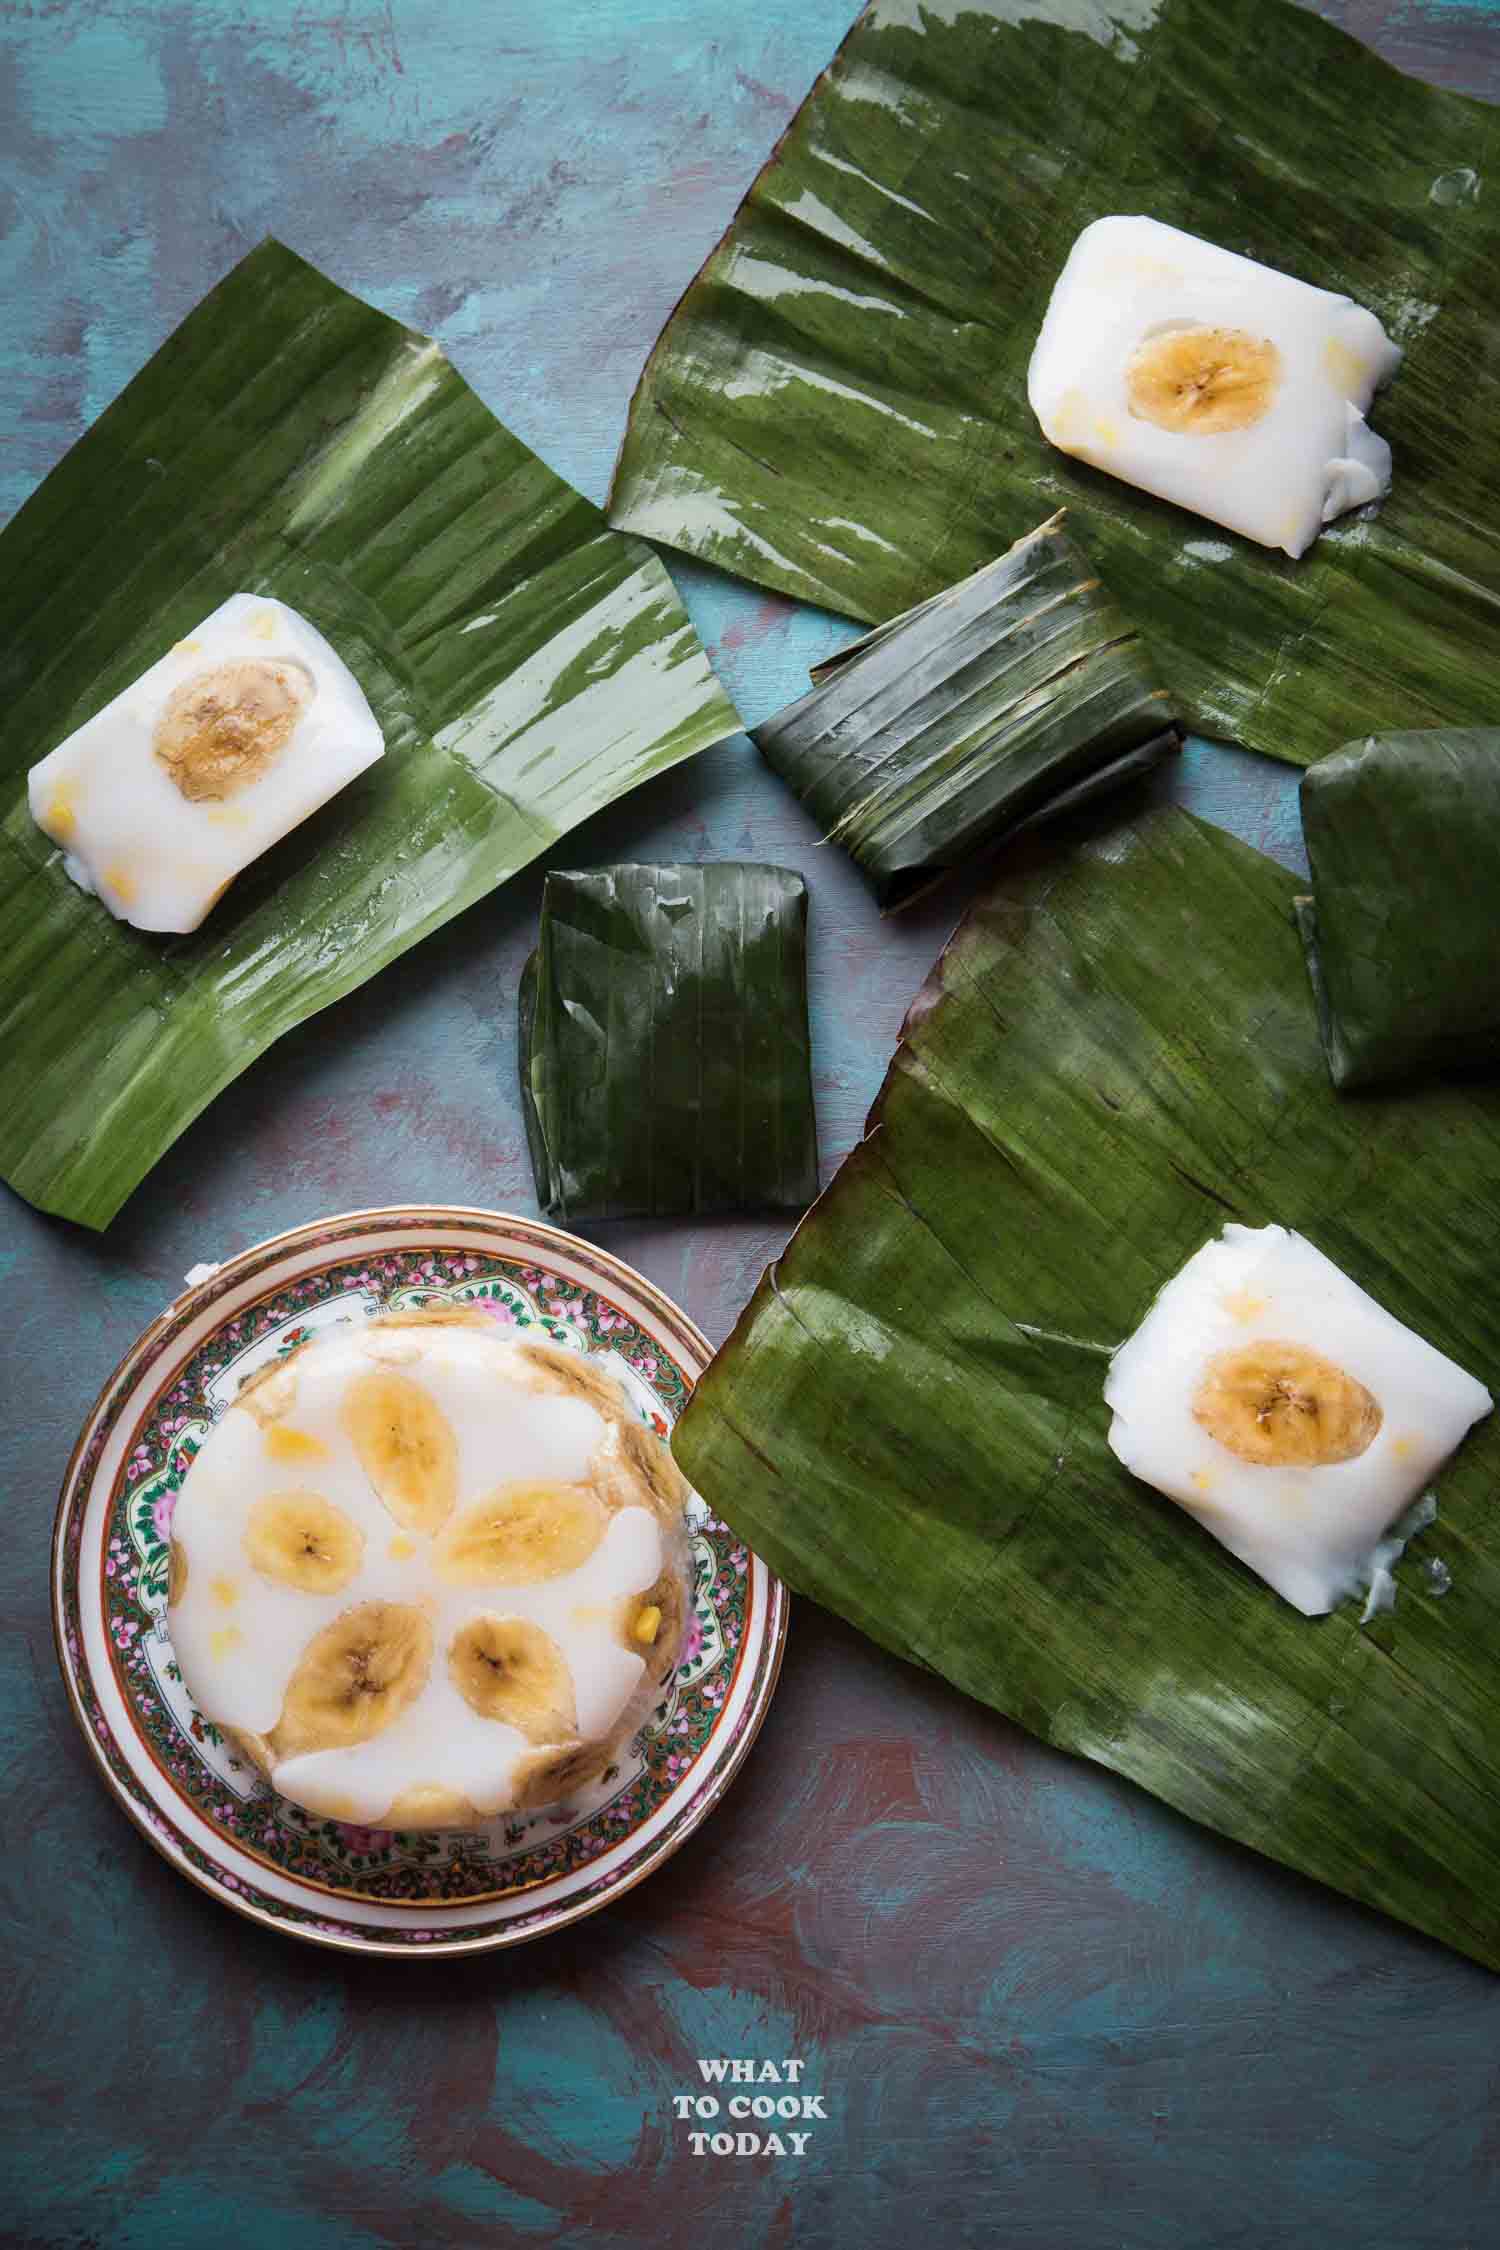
[519,863,818,1222]
[752,511,1178,909]
[0,240,740,1230]
[673,804,1500,1970]
[1296,730,1500,1092]
[609,0,1500,769]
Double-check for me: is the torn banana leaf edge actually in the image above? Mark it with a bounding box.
[674,802,1500,1970]
[609,0,1500,768]
[0,240,741,1228]
[752,510,1179,909]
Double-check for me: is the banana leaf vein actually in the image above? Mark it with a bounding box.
[673,804,1500,1968]
[0,241,740,1228]
[610,0,1500,768]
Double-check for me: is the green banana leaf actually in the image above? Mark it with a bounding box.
[1296,731,1500,1092]
[673,803,1500,1970]
[753,511,1178,908]
[519,863,818,1221]
[608,0,1500,769]
[0,240,740,1230]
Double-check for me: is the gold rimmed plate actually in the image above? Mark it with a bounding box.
[52,1206,788,1956]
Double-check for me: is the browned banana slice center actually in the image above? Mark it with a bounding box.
[449,1615,578,1743]
[435,1482,605,1586]
[341,1370,459,1534]
[1126,325,1281,436]
[516,1341,624,1416]
[593,1413,693,1520]
[510,1740,611,1811]
[245,1490,364,1593]
[153,659,313,801]
[1192,1340,1382,1467]
[271,1600,432,1758]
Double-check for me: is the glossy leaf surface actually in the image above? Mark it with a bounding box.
[0,241,739,1228]
[754,511,1178,908]
[674,805,1500,1969]
[1298,730,1500,1091]
[610,0,1500,767]
[520,862,818,1222]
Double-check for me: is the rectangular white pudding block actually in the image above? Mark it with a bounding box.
[1027,216,1402,558]
[1105,1224,1491,1616]
[27,593,384,935]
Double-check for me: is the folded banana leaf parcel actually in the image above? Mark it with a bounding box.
[673,804,1500,1969]
[0,240,739,1229]
[1297,730,1500,1092]
[754,512,1178,909]
[609,0,1500,769]
[520,863,818,1221]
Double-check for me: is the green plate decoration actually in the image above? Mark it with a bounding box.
[0,240,740,1229]
[1296,731,1500,1092]
[609,0,1500,769]
[753,512,1178,909]
[673,803,1500,1971]
[519,862,819,1222]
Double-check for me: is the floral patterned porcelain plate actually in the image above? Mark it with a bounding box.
[52,1206,788,1957]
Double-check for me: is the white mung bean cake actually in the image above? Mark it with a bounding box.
[28,592,384,934]
[1105,1224,1490,1615]
[1028,216,1402,557]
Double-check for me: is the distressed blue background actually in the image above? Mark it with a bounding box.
[2,1,1498,2244]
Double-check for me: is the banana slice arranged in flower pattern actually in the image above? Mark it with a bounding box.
[273,1601,433,1757]
[449,1614,579,1741]
[245,1490,365,1592]
[435,1483,606,1586]
[340,1369,460,1535]
[166,1312,691,1829]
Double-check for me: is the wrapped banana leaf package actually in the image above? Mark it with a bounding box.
[609,0,1500,769]
[673,804,1500,1971]
[1297,731,1500,1091]
[753,512,1179,909]
[0,240,739,1229]
[519,863,819,1223]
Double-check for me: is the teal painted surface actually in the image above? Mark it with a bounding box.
[1,2,1498,2245]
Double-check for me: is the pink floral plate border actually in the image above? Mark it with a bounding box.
[50,1206,788,1957]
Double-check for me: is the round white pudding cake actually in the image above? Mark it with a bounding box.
[166,1308,690,1827]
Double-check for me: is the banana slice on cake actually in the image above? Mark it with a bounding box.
[166,1314,694,1826]
[245,1491,364,1592]
[341,1369,459,1534]
[435,1484,605,1586]
[1191,1341,1382,1468]
[449,1615,578,1741]
[1125,326,1281,436]
[273,1601,432,1757]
